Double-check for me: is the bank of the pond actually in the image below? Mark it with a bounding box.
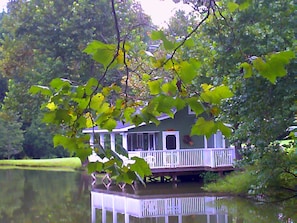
[0,157,82,170]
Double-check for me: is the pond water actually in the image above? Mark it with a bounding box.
[0,169,295,223]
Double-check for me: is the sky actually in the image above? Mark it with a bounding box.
[0,0,190,27]
[137,0,191,27]
[0,0,8,12]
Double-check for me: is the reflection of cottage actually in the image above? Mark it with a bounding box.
[83,107,235,180]
[91,188,229,223]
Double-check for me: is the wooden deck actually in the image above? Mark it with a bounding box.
[128,148,235,179]
[90,148,236,184]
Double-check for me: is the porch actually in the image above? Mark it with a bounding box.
[128,148,235,170]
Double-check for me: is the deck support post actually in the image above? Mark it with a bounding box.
[99,133,105,148]
[110,133,116,151]
[122,133,128,151]
[90,133,94,149]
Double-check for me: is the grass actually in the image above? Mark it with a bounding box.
[202,169,257,195]
[0,157,82,170]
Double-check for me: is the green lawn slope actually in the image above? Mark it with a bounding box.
[0,157,82,170]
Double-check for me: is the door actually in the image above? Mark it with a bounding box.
[162,131,180,166]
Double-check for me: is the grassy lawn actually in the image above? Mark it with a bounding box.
[0,157,82,170]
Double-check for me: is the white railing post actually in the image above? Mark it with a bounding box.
[127,148,235,169]
[210,149,215,167]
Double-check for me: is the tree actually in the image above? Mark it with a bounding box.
[0,112,24,159]
[200,0,296,149]
[0,12,8,103]
[23,114,69,158]
[0,0,151,158]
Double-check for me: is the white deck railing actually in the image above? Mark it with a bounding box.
[128,148,235,169]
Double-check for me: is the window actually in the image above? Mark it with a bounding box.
[166,135,176,150]
[127,133,157,151]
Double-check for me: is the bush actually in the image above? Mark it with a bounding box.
[203,169,257,195]
[204,143,297,199]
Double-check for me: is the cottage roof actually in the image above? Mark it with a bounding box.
[82,113,171,134]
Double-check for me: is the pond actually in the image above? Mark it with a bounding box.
[0,169,295,223]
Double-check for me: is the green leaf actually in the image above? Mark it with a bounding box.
[191,117,216,138]
[131,114,144,126]
[130,157,152,178]
[90,93,105,111]
[85,78,98,95]
[142,73,151,81]
[50,78,71,90]
[227,2,239,13]
[53,134,77,152]
[83,40,117,69]
[115,145,129,158]
[42,112,56,123]
[29,85,52,96]
[187,97,204,116]
[200,84,233,104]
[239,0,252,10]
[123,107,136,123]
[184,38,195,48]
[217,122,232,137]
[240,62,253,78]
[150,30,164,41]
[148,79,161,95]
[101,118,117,131]
[174,97,186,110]
[73,98,89,110]
[252,51,295,83]
[150,30,175,50]
[115,171,134,184]
[156,95,176,117]
[179,61,196,84]
[55,109,72,123]
[88,162,103,174]
[161,81,177,95]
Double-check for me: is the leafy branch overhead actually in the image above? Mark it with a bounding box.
[28,0,296,184]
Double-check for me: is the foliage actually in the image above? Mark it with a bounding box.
[204,143,297,200]
[247,143,297,198]
[203,169,257,195]
[0,112,24,159]
[23,115,69,158]
[201,0,297,149]
[199,171,219,184]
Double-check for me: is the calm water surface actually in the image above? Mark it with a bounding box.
[0,169,295,223]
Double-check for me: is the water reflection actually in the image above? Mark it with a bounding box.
[0,169,91,223]
[91,183,296,223]
[91,189,229,223]
[0,170,295,223]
